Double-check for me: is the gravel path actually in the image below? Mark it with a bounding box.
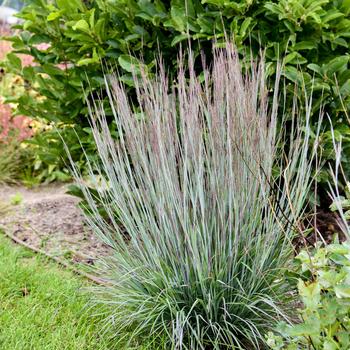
[0,184,111,266]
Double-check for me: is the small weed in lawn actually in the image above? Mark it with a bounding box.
[10,192,23,206]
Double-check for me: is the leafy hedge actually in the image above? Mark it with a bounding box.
[2,0,350,182]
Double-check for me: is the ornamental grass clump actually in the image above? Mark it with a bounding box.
[73,46,317,349]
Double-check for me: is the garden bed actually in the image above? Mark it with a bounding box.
[0,184,111,266]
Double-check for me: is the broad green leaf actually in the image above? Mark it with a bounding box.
[287,317,321,337]
[322,10,344,24]
[327,243,350,255]
[332,37,348,48]
[318,270,337,288]
[22,66,35,81]
[325,56,349,77]
[319,299,339,326]
[307,63,322,74]
[264,3,284,17]
[56,0,84,12]
[170,13,185,31]
[323,339,339,350]
[240,17,253,37]
[334,284,350,298]
[338,331,350,348]
[119,74,136,87]
[72,20,90,34]
[293,41,316,51]
[89,8,95,29]
[298,280,321,309]
[284,52,307,65]
[330,253,350,266]
[42,64,65,76]
[342,0,350,15]
[330,197,350,212]
[77,49,100,66]
[118,55,144,74]
[340,79,350,96]
[47,12,62,21]
[6,52,22,72]
[28,34,51,45]
[171,34,190,46]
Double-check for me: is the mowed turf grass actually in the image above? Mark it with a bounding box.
[0,233,109,350]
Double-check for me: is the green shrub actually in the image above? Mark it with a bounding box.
[267,240,350,350]
[72,47,317,349]
[2,0,350,183]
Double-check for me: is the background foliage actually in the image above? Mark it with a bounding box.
[1,0,350,185]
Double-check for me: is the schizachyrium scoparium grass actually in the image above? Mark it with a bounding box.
[71,46,318,349]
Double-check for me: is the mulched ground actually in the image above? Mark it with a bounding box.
[0,184,111,266]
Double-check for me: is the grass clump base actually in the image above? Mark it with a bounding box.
[73,46,318,349]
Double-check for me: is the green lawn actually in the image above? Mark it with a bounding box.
[0,233,109,350]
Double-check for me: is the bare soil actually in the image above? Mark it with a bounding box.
[0,183,111,266]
